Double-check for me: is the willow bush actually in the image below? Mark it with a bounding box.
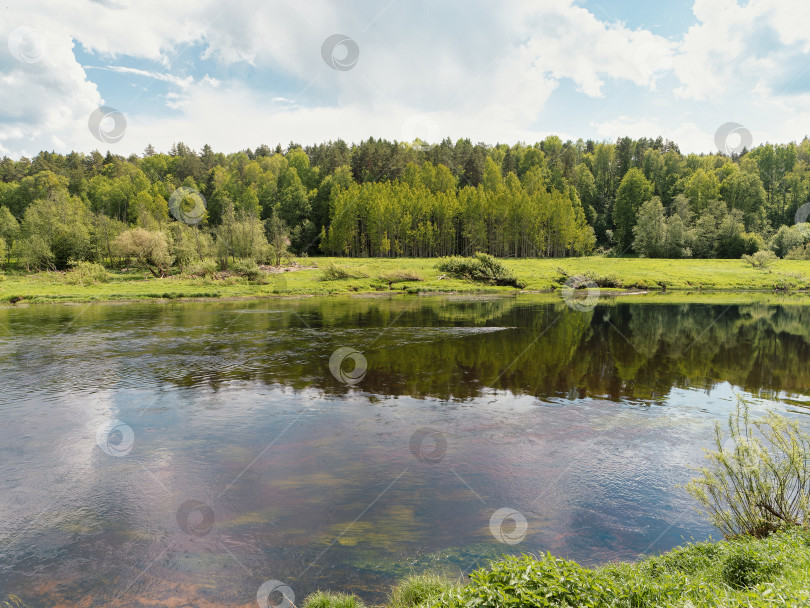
[686,400,810,538]
[437,252,524,288]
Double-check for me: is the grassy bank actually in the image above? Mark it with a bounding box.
[305,527,810,608]
[2,257,810,305]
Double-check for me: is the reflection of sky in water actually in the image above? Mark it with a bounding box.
[0,297,808,606]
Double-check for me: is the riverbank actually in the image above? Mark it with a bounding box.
[309,527,810,608]
[2,257,810,305]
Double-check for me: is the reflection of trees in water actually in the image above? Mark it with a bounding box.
[152,300,810,401]
[9,299,808,402]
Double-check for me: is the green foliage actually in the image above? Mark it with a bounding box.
[377,270,424,284]
[215,201,269,266]
[770,225,806,258]
[416,529,810,608]
[21,191,92,269]
[63,261,109,286]
[320,262,368,280]
[429,553,615,608]
[742,250,778,269]
[113,227,173,277]
[0,138,806,267]
[721,543,780,589]
[632,197,667,257]
[437,253,524,287]
[0,595,29,608]
[614,168,653,251]
[0,206,20,263]
[18,234,54,270]
[231,258,265,281]
[388,574,455,608]
[685,399,810,538]
[183,259,218,278]
[786,243,810,260]
[303,591,366,608]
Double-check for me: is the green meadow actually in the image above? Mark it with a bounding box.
[2,257,810,305]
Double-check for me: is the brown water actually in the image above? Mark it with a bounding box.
[0,295,808,606]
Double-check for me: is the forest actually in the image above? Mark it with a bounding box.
[1,135,810,272]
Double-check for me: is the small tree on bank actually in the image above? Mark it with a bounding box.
[113,228,173,277]
[686,400,810,538]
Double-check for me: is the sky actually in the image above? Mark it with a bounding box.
[1,0,809,158]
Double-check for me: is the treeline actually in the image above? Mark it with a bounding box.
[0,135,809,270]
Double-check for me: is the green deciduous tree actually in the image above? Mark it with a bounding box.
[113,228,172,277]
[613,168,653,251]
[633,197,667,257]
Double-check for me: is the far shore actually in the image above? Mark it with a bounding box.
[3,256,810,306]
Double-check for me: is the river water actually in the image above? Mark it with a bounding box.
[0,295,808,606]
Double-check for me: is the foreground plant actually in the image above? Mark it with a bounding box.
[686,399,810,538]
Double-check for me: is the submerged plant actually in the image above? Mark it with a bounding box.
[685,399,810,538]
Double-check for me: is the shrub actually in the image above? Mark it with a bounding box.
[389,574,455,608]
[378,270,424,285]
[785,244,810,260]
[113,228,173,277]
[685,399,810,538]
[63,261,109,286]
[431,553,618,608]
[231,258,265,281]
[742,250,777,269]
[303,591,365,608]
[721,543,780,589]
[184,259,218,278]
[437,253,524,288]
[319,262,367,281]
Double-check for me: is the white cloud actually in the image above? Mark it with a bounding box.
[591,117,710,153]
[1,0,808,158]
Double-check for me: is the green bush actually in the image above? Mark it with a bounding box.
[685,399,810,538]
[785,243,810,260]
[389,574,455,608]
[230,258,265,281]
[319,262,368,281]
[184,259,218,278]
[721,543,780,589]
[303,591,366,608]
[63,261,109,286]
[431,553,617,608]
[378,270,424,284]
[742,250,777,269]
[437,253,524,288]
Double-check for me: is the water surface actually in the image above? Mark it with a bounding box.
[1,295,809,606]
